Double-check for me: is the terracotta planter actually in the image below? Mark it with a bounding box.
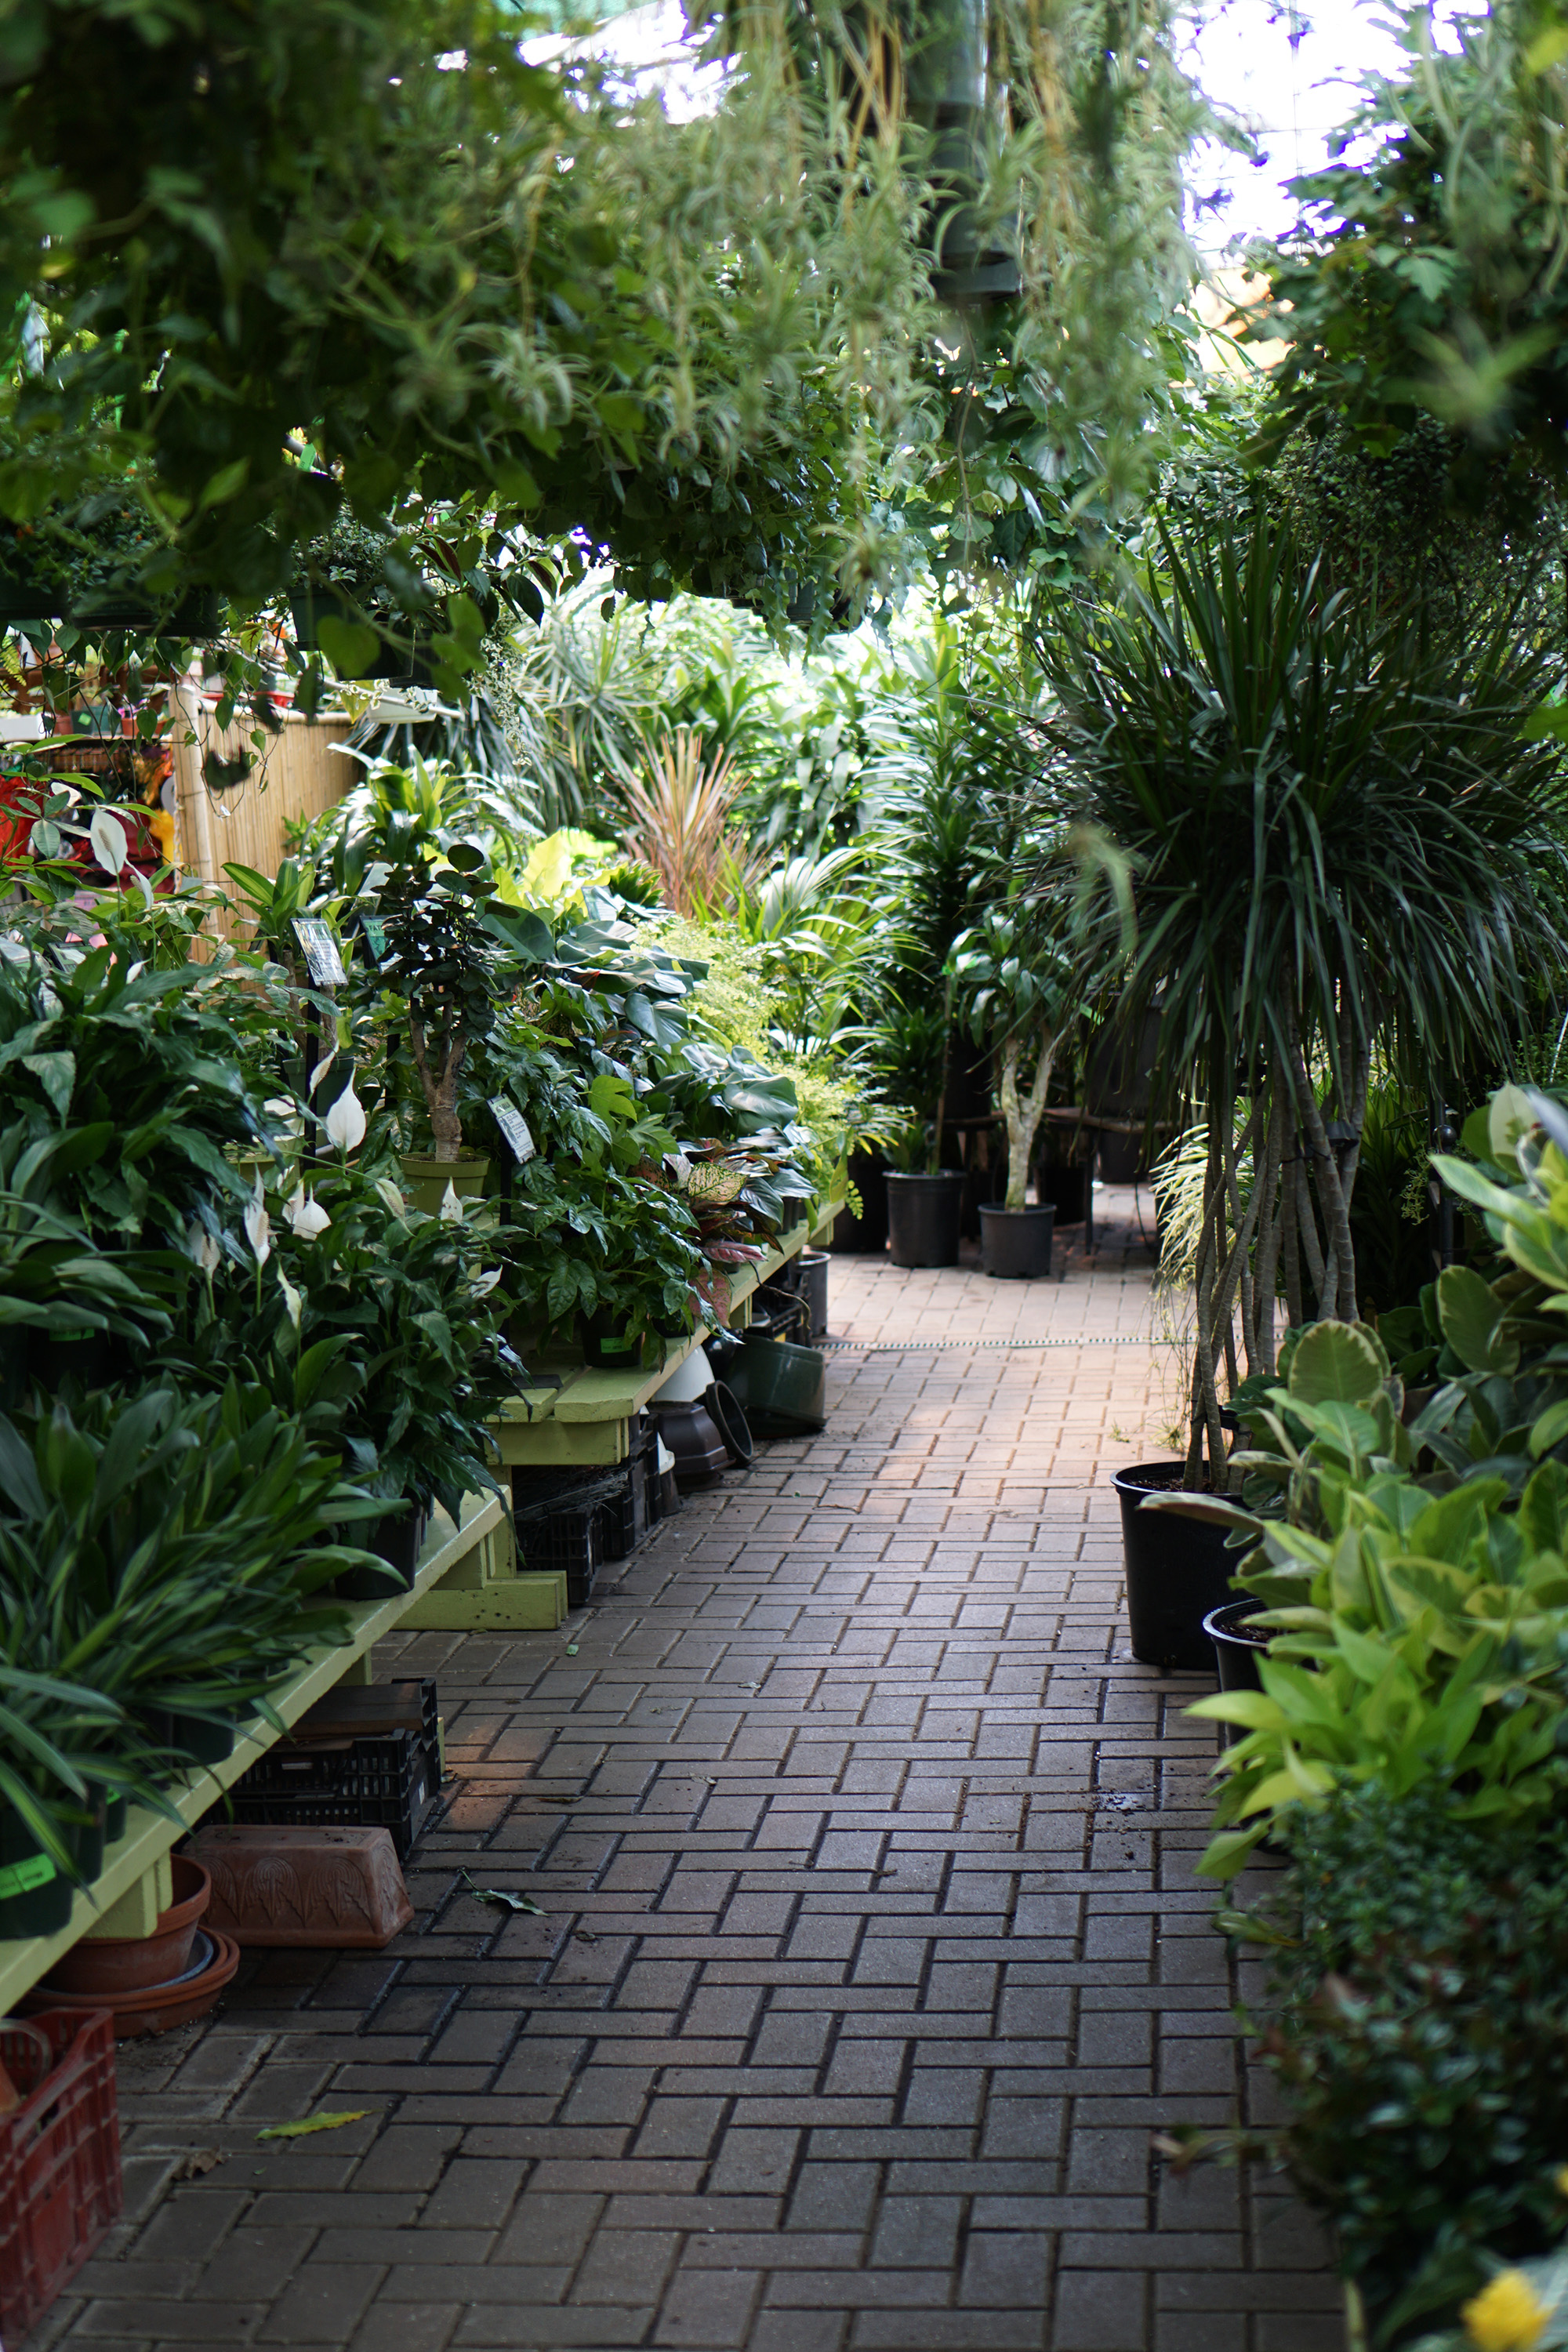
[27,1928,240,2038]
[188,1824,412,1948]
[44,1857,211,1998]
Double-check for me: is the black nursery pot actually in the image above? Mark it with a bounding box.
[1036,1158,1088,1228]
[0,1807,74,1937]
[1112,1461,1242,1672]
[1203,1601,1270,1750]
[979,1203,1054,1279]
[337,1501,430,1600]
[580,1308,644,1370]
[832,1150,890,1254]
[886,1171,965,1269]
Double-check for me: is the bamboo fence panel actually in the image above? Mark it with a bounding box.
[172,695,355,916]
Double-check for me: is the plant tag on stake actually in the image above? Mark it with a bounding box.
[490,1100,536,1164]
[292,916,346,989]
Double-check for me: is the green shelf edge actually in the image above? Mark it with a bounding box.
[0,1491,505,2016]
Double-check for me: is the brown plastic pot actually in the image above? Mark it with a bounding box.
[42,1855,212,1998]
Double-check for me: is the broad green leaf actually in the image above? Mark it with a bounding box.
[1437,1262,1519,1374]
[1288,1319,1388,1406]
[316,617,380,678]
[1521,1457,1568,1550]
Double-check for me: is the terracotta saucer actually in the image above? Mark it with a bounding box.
[26,1928,240,2039]
[44,1856,212,1998]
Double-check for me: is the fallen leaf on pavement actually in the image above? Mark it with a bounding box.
[460,1869,543,1915]
[256,2112,368,2141]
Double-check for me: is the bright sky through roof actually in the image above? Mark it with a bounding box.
[563,0,1423,253]
[1184,0,1413,256]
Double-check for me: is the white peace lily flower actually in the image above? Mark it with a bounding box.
[309,1047,337,1094]
[242,1175,271,1269]
[471,1269,502,1297]
[88,805,127,874]
[277,1269,303,1331]
[286,1185,332,1240]
[374,1178,408,1218]
[1490,1083,1537,1170]
[323,1077,366,1154]
[186,1222,221,1276]
[439,1182,463,1224]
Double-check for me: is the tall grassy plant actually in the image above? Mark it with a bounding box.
[1036,514,1568,1483]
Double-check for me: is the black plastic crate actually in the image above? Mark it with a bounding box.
[515,1499,604,1606]
[597,1484,638,1562]
[227,1724,437,1860]
[291,1677,437,1754]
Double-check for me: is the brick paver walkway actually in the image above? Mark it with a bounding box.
[35,1191,1339,2352]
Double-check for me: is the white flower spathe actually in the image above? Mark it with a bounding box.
[471,1269,502,1297]
[374,1177,408,1218]
[278,1269,303,1331]
[242,1175,271,1270]
[324,1077,366,1153]
[439,1182,463,1224]
[186,1221,221,1276]
[286,1185,332,1240]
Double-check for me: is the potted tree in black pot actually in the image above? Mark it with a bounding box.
[1037,506,1568,1668]
[950,895,1075,1279]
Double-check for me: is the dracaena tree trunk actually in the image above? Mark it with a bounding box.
[1183,1003,1374,1490]
[408,1014,466,1163]
[998,1023,1060,1210]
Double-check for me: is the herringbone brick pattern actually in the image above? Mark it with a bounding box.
[34,1204,1339,2352]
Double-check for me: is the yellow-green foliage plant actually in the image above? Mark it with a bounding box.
[1167,1313,1568,1878]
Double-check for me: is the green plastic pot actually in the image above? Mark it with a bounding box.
[735,1334,826,1436]
[397,1152,490,1217]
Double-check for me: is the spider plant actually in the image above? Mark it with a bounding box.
[1037,510,1568,1484]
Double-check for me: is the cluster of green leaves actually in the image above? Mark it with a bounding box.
[1248,1784,1568,2346]
[0,1382,377,1874]
[1248,4,1568,512]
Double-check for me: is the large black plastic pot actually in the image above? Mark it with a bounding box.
[708,1381,754,1467]
[0,1808,74,1937]
[831,1149,890,1254]
[1203,1601,1270,1750]
[979,1203,1054,1279]
[886,1171,965,1269]
[1036,1157,1088,1227]
[1112,1461,1240,1671]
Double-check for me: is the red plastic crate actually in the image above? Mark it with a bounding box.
[0,2008,122,2339]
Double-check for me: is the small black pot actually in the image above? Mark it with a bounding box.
[105,1791,128,1844]
[1112,1461,1243,1672]
[709,1381,754,1468]
[886,1171,966,1269]
[797,1250,830,1337]
[979,1203,1055,1279]
[1203,1601,1270,1750]
[580,1308,644,1370]
[168,1712,238,1766]
[338,1501,430,1600]
[1098,1132,1145,1185]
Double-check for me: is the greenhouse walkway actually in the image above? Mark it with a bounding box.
[36,1189,1340,2352]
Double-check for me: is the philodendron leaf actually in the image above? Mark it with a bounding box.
[256,2111,369,2140]
[1436,1262,1520,1375]
[1287,1319,1389,1407]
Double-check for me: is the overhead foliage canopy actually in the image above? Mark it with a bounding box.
[1248,1,1568,510]
[0,0,1204,629]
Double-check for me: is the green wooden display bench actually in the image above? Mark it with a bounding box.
[401,1195,842,1634]
[0,1492,510,2013]
[0,1190,842,2005]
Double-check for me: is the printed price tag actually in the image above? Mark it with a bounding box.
[490,1099,537,1165]
[292,916,346,989]
[0,1850,56,1902]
